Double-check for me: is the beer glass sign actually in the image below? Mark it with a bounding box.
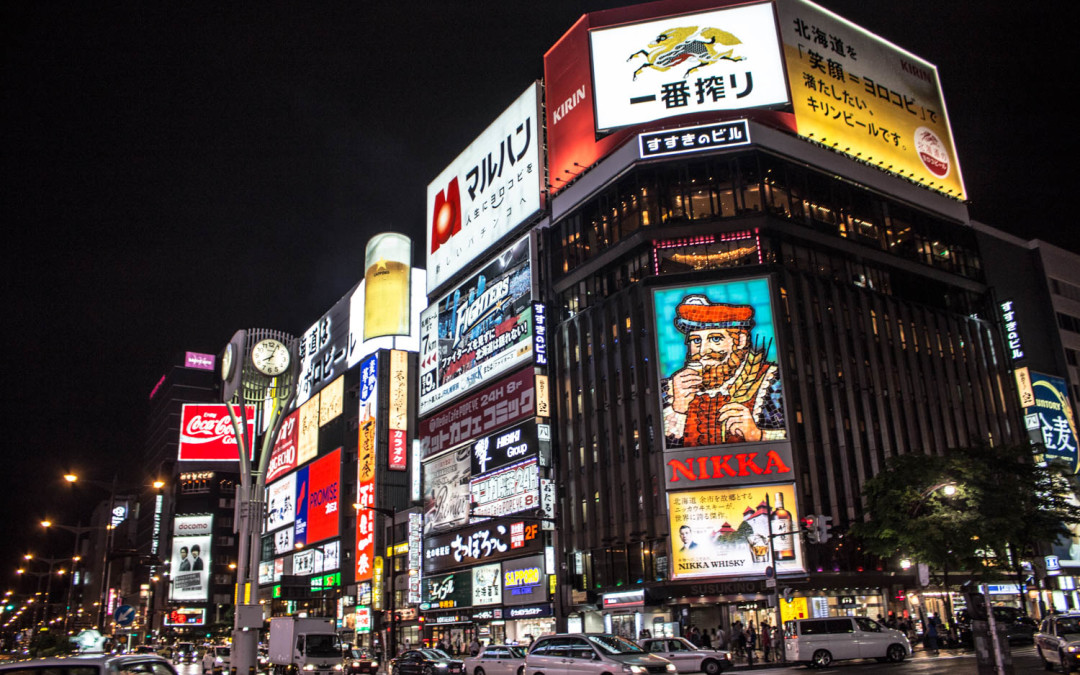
[364,233,412,340]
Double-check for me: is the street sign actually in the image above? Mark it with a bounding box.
[114,604,135,626]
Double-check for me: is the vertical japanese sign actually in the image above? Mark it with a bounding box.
[999,300,1025,360]
[267,411,299,482]
[319,375,344,426]
[532,302,548,367]
[408,512,423,604]
[297,295,354,406]
[653,277,786,449]
[426,82,543,295]
[356,354,379,583]
[589,2,788,132]
[1022,372,1078,471]
[776,0,965,198]
[295,449,341,547]
[388,350,409,470]
[298,396,320,465]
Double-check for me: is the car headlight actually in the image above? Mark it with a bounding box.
[1069,645,1080,653]
[372,663,379,668]
[304,665,315,671]
[352,662,360,667]
[622,666,646,674]
[335,664,344,670]
[435,663,449,669]
[665,665,677,673]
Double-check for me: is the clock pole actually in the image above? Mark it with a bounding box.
[221,330,297,675]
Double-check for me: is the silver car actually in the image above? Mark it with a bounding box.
[0,653,179,675]
[525,634,675,675]
[463,645,527,675]
[637,638,731,675]
[1035,612,1080,671]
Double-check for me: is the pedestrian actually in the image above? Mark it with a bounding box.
[470,638,481,657]
[730,621,744,657]
[924,615,939,654]
[201,649,215,675]
[715,626,726,650]
[760,621,771,662]
[746,622,757,655]
[699,628,711,649]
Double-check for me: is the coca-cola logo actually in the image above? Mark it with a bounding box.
[182,413,238,445]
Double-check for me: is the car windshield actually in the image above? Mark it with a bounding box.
[305,634,343,657]
[1059,618,1080,635]
[587,635,645,655]
[348,650,371,659]
[507,647,526,658]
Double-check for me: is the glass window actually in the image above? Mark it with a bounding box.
[826,619,855,634]
[799,620,829,635]
[854,617,881,632]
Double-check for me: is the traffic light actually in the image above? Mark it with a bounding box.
[819,515,833,543]
[803,515,819,544]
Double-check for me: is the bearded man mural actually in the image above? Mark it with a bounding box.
[660,293,785,447]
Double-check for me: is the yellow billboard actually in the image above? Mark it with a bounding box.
[668,483,804,580]
[777,0,965,199]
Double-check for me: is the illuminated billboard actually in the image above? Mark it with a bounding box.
[1022,372,1078,471]
[169,515,212,602]
[419,235,533,414]
[420,366,536,459]
[266,473,297,532]
[356,354,378,583]
[295,448,341,547]
[652,277,786,449]
[502,554,547,606]
[424,517,544,574]
[664,443,794,490]
[178,404,255,461]
[267,410,298,482]
[667,484,804,580]
[589,2,788,133]
[776,0,965,198]
[472,563,502,606]
[424,570,473,609]
[388,350,409,471]
[470,457,540,518]
[426,83,543,295]
[423,446,471,535]
[164,608,206,626]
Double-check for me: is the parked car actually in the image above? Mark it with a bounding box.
[463,645,526,675]
[957,606,1038,644]
[344,649,379,675]
[784,617,911,667]
[525,634,675,675]
[637,638,731,675]
[389,649,465,675]
[0,653,178,675]
[1035,612,1080,671]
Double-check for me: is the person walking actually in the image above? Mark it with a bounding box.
[730,622,744,658]
[715,626,726,651]
[924,615,940,654]
[760,621,772,662]
[201,649,215,675]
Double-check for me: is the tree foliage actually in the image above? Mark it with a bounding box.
[851,443,1080,580]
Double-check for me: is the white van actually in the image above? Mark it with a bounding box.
[784,617,911,667]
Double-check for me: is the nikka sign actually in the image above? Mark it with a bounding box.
[178,404,256,462]
[664,443,794,490]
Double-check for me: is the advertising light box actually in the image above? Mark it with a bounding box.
[178,404,255,462]
[470,457,540,518]
[266,473,297,532]
[420,367,535,459]
[667,484,804,580]
[776,0,965,198]
[356,354,378,583]
[420,236,533,414]
[472,563,502,606]
[502,554,547,606]
[589,2,788,132]
[424,517,544,574]
[295,448,341,547]
[1022,372,1078,471]
[424,570,473,609]
[267,410,299,482]
[426,82,543,295]
[471,420,540,476]
[170,515,213,602]
[423,446,472,535]
[664,443,794,490]
[652,277,786,449]
[165,608,206,626]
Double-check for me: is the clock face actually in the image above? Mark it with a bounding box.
[221,344,235,381]
[251,339,290,376]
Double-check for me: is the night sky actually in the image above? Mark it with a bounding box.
[2,0,1075,572]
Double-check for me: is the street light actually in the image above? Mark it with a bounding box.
[41,520,104,633]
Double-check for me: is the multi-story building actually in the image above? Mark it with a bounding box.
[414,0,1045,644]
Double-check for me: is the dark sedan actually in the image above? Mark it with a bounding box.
[390,649,465,675]
[345,649,379,675]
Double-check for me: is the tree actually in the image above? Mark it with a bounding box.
[853,443,1080,583]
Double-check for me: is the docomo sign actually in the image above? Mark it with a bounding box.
[178,404,255,461]
[174,515,213,536]
[426,82,544,295]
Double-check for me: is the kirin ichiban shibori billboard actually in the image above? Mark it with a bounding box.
[776,0,965,199]
[668,483,804,580]
[589,2,788,133]
[426,82,544,295]
[652,277,786,450]
[419,235,533,414]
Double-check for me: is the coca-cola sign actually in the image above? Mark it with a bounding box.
[178,404,255,462]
